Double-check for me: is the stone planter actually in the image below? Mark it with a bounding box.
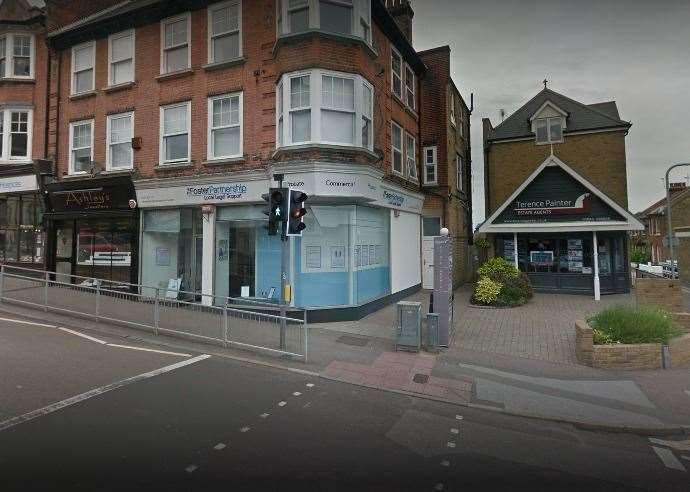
[575,320,690,370]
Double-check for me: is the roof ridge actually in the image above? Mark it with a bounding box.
[543,88,630,127]
[490,88,548,131]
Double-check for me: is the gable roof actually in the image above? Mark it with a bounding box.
[478,154,644,233]
[489,88,631,141]
[637,187,690,218]
[0,0,44,24]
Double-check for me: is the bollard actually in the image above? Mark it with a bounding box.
[0,264,5,302]
[222,301,229,348]
[95,280,100,321]
[44,271,49,312]
[154,288,160,336]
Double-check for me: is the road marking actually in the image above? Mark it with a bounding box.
[278,401,287,407]
[240,426,250,433]
[684,390,690,397]
[185,465,198,473]
[434,484,444,491]
[306,383,315,388]
[455,415,463,420]
[57,327,107,344]
[652,446,686,471]
[213,443,226,451]
[303,402,311,408]
[682,456,690,461]
[106,344,191,357]
[0,316,56,328]
[0,354,211,432]
[293,391,301,396]
[446,441,456,448]
[450,428,459,434]
[260,413,270,418]
[650,438,690,452]
[440,460,450,467]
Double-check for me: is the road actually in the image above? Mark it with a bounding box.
[0,316,688,491]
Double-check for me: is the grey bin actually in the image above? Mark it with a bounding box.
[396,301,421,352]
[426,313,440,352]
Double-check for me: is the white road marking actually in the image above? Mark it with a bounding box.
[682,456,690,461]
[446,441,456,448]
[185,465,198,473]
[213,443,226,451]
[293,391,301,396]
[306,383,315,388]
[440,460,450,467]
[649,437,690,452]
[455,415,463,420]
[57,327,107,344]
[260,413,270,418]
[0,354,211,432]
[303,402,311,408]
[278,401,287,407]
[434,483,444,491]
[652,446,686,472]
[684,390,690,397]
[240,426,250,433]
[106,344,191,357]
[0,316,56,328]
[450,428,459,434]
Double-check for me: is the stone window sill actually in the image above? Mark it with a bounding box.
[156,68,194,82]
[0,77,35,85]
[203,157,245,166]
[203,57,246,72]
[69,90,98,101]
[103,81,135,93]
[154,161,194,170]
[100,169,133,176]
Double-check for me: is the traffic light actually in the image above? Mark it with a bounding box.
[287,189,308,236]
[262,187,288,236]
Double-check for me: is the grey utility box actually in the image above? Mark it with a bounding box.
[395,301,421,352]
[426,313,440,352]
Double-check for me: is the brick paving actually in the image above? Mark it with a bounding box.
[452,287,634,365]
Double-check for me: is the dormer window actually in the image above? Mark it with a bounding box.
[535,117,564,144]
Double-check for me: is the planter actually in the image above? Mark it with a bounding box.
[575,320,690,370]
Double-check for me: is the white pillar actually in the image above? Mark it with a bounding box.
[201,207,216,306]
[513,232,519,269]
[592,231,600,301]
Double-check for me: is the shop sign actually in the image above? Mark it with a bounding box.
[50,187,133,212]
[136,180,268,208]
[514,193,591,217]
[0,174,38,194]
[186,183,248,201]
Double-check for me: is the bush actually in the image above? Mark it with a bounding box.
[495,272,534,306]
[473,277,502,305]
[630,248,650,265]
[588,305,682,345]
[477,257,518,281]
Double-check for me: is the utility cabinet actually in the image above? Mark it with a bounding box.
[395,301,421,352]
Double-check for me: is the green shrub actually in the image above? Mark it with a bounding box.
[477,257,518,280]
[473,276,502,305]
[495,273,533,306]
[588,305,682,345]
[630,248,650,264]
[474,238,490,250]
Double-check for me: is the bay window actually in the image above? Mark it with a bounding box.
[161,13,190,74]
[0,34,34,79]
[276,69,374,150]
[108,30,134,86]
[208,92,243,159]
[277,0,371,42]
[160,102,190,164]
[71,41,95,94]
[69,120,93,174]
[208,0,242,63]
[0,109,32,162]
[106,112,134,170]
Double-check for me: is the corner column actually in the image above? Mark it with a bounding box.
[592,230,600,301]
[201,206,216,306]
[513,232,519,270]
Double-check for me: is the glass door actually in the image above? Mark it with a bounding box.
[228,223,256,298]
[54,221,74,284]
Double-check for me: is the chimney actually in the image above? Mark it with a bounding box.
[385,0,414,44]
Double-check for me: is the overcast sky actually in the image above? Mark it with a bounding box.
[411,0,690,224]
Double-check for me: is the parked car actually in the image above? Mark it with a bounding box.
[662,260,679,278]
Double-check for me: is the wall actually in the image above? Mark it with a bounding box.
[390,209,420,292]
[678,232,690,286]
[635,278,683,313]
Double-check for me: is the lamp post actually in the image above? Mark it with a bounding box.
[665,162,690,279]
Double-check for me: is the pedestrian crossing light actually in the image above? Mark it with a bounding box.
[287,190,308,236]
[262,187,288,236]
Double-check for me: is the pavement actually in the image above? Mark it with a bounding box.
[1,315,689,490]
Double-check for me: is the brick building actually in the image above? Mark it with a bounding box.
[0,0,50,270]
[33,0,472,319]
[479,86,643,298]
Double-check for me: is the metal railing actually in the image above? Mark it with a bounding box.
[0,264,308,362]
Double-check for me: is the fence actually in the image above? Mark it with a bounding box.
[0,264,307,362]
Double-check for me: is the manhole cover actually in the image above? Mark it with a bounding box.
[413,373,429,384]
[336,335,370,347]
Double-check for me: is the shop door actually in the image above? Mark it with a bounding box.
[228,225,256,298]
[54,221,74,283]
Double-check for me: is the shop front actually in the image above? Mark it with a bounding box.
[44,176,139,286]
[134,166,423,319]
[479,156,643,298]
[0,170,45,270]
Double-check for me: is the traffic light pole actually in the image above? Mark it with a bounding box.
[280,233,288,350]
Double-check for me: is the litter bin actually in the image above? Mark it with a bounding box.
[395,301,421,352]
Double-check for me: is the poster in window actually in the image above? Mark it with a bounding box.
[504,239,515,261]
[530,250,554,265]
[354,245,361,267]
[361,244,369,266]
[375,245,384,265]
[156,247,170,266]
[217,239,228,262]
[568,261,583,273]
[306,246,321,269]
[567,239,582,251]
[369,245,376,265]
[56,228,72,257]
[331,246,345,268]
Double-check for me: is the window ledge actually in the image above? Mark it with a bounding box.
[404,105,419,120]
[0,77,35,85]
[100,169,133,176]
[273,30,377,59]
[61,172,92,180]
[103,81,135,93]
[154,161,194,170]
[69,90,98,101]
[0,159,32,165]
[156,68,194,82]
[203,57,246,72]
[203,157,245,166]
[272,143,379,160]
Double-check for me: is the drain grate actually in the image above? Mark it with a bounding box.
[413,373,429,384]
[336,335,371,347]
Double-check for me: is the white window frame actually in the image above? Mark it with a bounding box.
[423,145,437,186]
[361,81,373,151]
[159,101,191,165]
[405,132,417,181]
[391,121,403,176]
[207,91,243,160]
[404,64,415,110]
[71,41,96,95]
[277,0,371,42]
[320,72,356,146]
[391,47,402,99]
[207,0,242,63]
[276,68,374,150]
[106,112,134,170]
[0,109,33,162]
[0,33,35,79]
[449,91,456,126]
[68,119,94,175]
[535,116,564,144]
[160,12,191,75]
[107,29,135,86]
[456,153,463,192]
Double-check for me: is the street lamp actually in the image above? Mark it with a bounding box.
[665,162,690,279]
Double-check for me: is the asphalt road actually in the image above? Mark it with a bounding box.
[0,317,688,491]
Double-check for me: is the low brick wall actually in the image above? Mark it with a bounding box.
[673,313,690,333]
[575,320,662,370]
[669,334,690,367]
[635,278,683,312]
[575,320,593,366]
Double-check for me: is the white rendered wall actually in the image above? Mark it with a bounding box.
[390,210,421,293]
